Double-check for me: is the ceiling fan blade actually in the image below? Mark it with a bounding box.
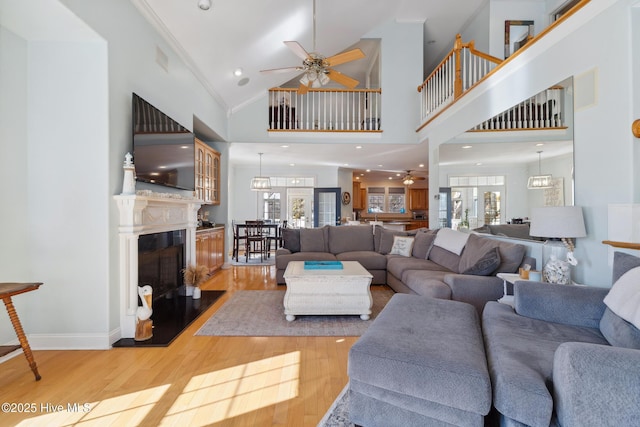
[284,41,311,60]
[325,48,365,67]
[298,82,311,95]
[260,66,302,74]
[326,69,359,89]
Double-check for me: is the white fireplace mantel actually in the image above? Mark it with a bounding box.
[114,192,202,339]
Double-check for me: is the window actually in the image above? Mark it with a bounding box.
[388,187,406,214]
[366,187,406,213]
[367,187,385,212]
[262,192,281,221]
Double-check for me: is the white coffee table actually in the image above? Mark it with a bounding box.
[283,261,373,321]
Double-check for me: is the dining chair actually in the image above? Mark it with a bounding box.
[231,220,243,262]
[244,220,267,262]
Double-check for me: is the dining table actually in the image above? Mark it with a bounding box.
[234,222,282,262]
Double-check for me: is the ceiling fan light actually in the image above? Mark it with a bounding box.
[299,74,310,86]
[403,178,415,186]
[311,78,322,88]
[319,73,330,85]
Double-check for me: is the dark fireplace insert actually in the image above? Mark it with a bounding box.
[138,229,185,299]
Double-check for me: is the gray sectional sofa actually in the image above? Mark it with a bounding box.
[276,224,532,314]
[348,251,640,426]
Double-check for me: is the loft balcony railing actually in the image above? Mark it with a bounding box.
[418,34,502,123]
[418,34,567,132]
[469,86,566,131]
[268,88,382,132]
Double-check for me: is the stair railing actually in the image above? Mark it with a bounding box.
[418,34,502,123]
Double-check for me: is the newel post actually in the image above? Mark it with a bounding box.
[454,34,463,99]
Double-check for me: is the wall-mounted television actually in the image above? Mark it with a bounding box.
[132,93,195,191]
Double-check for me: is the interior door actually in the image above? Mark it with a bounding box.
[313,187,341,227]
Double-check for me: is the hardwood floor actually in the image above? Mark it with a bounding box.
[0,265,366,426]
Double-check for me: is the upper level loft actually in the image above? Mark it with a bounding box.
[266,0,587,136]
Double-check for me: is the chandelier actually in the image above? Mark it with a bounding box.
[527,151,553,189]
[250,153,271,191]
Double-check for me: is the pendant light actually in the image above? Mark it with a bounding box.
[527,151,553,189]
[250,153,271,191]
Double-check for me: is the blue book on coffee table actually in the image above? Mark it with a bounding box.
[304,261,343,270]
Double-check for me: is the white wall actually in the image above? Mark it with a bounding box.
[0,0,229,349]
[0,27,30,346]
[423,0,635,286]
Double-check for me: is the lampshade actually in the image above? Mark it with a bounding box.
[529,206,587,238]
[250,153,271,191]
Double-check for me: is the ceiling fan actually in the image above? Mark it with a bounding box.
[260,0,365,94]
[399,170,426,186]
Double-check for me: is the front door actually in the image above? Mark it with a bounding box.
[313,188,341,227]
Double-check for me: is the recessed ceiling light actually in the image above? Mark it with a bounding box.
[233,68,243,77]
[476,162,483,166]
[198,0,211,11]
[462,145,472,149]
[536,143,545,146]
[158,165,167,169]
[419,163,425,168]
[377,164,383,167]
[180,145,190,149]
[355,145,362,149]
[366,169,371,172]
[289,163,295,167]
[355,176,360,180]
[388,177,393,180]
[344,163,349,166]
[281,145,289,148]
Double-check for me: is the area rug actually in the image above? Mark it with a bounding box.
[229,255,275,266]
[195,288,394,337]
[317,384,353,427]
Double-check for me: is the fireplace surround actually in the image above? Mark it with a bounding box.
[114,192,201,339]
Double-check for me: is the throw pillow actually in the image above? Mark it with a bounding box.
[281,228,300,253]
[389,236,415,257]
[461,247,501,276]
[378,229,408,254]
[603,266,640,329]
[433,228,470,255]
[412,230,436,259]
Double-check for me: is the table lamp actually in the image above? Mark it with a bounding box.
[529,206,587,284]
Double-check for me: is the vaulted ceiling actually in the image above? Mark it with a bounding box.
[132,0,487,113]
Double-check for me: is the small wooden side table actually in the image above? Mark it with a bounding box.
[0,282,43,381]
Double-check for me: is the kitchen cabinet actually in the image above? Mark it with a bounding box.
[196,227,224,273]
[353,182,366,210]
[409,188,429,211]
[195,138,221,205]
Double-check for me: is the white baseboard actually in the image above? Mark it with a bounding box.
[24,332,117,350]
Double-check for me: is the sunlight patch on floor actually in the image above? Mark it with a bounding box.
[16,384,171,426]
[160,351,301,426]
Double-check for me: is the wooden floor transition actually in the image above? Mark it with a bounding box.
[0,265,378,427]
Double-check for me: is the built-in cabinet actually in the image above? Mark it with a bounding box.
[409,188,429,211]
[196,227,224,273]
[195,137,221,205]
[405,220,429,230]
[352,181,366,210]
